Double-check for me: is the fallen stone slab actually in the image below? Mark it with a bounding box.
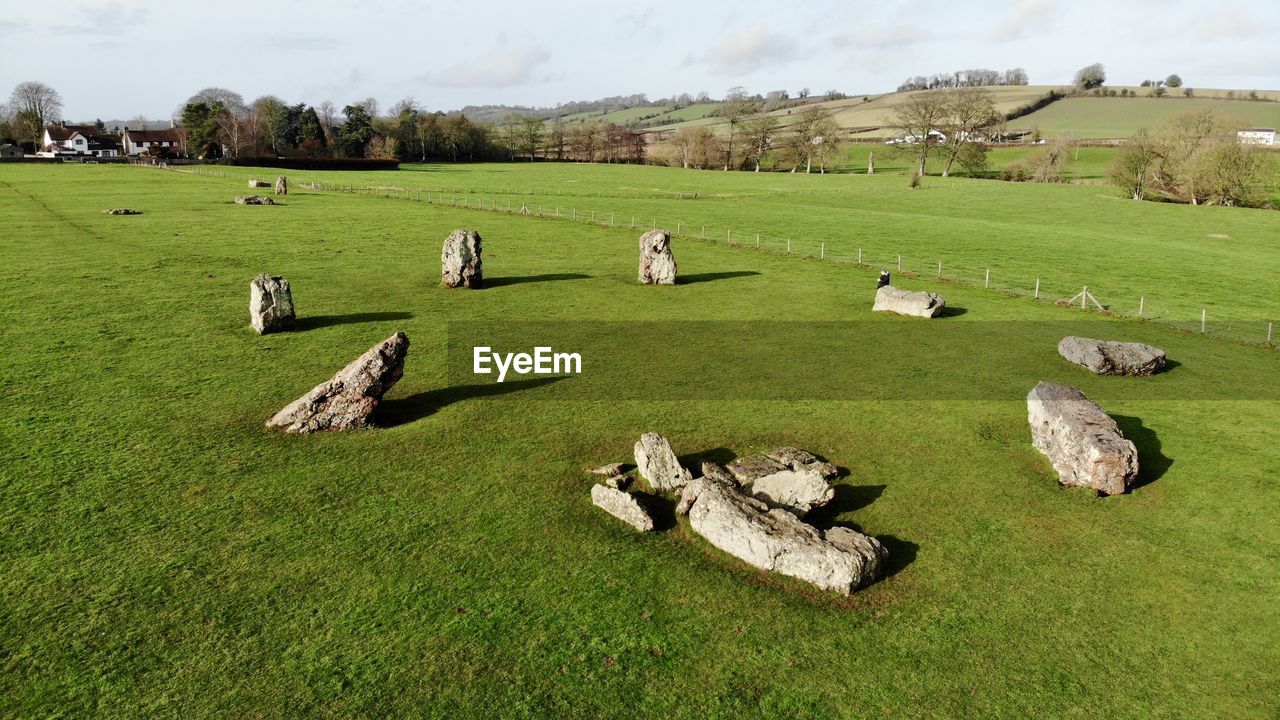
[249,273,296,334]
[678,477,886,594]
[591,484,654,531]
[1058,336,1167,376]
[726,454,787,484]
[764,447,838,480]
[235,195,274,205]
[638,229,678,285]
[872,285,945,318]
[747,468,835,516]
[101,208,141,215]
[441,229,483,288]
[1027,381,1139,496]
[248,179,270,188]
[588,462,625,477]
[634,432,692,492]
[266,332,409,433]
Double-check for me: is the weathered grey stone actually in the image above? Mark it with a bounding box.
[605,474,633,490]
[266,332,409,433]
[248,179,270,188]
[634,432,692,492]
[102,208,141,215]
[591,484,654,531]
[274,176,288,195]
[638,230,678,285]
[249,273,295,334]
[747,468,835,516]
[726,454,787,484]
[872,285,945,318]
[1027,381,1139,496]
[589,462,625,477]
[235,195,274,205]
[441,229,483,288]
[678,477,886,594]
[764,447,838,480]
[700,461,736,484]
[1058,336,1167,376]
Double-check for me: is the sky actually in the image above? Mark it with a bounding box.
[2,0,1278,121]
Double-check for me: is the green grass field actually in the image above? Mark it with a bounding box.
[175,161,1280,329]
[2,163,1278,718]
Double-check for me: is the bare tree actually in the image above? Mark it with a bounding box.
[9,81,63,143]
[1108,130,1161,200]
[894,91,950,176]
[718,86,756,170]
[519,116,544,161]
[785,105,839,173]
[549,119,567,160]
[317,101,338,137]
[939,87,997,177]
[741,113,779,172]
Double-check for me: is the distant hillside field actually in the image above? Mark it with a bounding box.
[1010,96,1280,138]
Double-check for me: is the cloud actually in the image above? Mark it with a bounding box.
[616,7,656,34]
[991,0,1055,41]
[50,2,148,35]
[417,40,552,88]
[265,33,341,51]
[698,25,797,76]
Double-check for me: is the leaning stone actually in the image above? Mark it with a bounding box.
[726,454,787,484]
[249,273,295,334]
[274,176,288,195]
[1058,336,1166,376]
[588,462,624,477]
[441,229,483,288]
[266,332,409,433]
[1027,381,1139,496]
[101,208,141,215]
[764,447,838,480]
[634,432,692,492]
[679,477,886,594]
[235,195,274,205]
[591,484,654,531]
[638,229,678,285]
[747,468,835,516]
[872,285,945,318]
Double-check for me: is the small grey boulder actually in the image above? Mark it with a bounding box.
[872,285,945,318]
[1058,336,1166,376]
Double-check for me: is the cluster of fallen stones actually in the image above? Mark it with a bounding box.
[235,195,274,205]
[590,433,886,595]
[101,208,142,215]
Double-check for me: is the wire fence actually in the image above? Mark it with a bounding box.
[157,165,1280,349]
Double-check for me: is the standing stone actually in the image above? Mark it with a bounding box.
[441,229,483,288]
[1027,381,1139,496]
[678,476,886,594]
[872,285,946,318]
[274,176,288,195]
[638,230,678,285]
[634,432,692,492]
[249,273,295,334]
[1057,336,1167,376]
[266,332,409,433]
[591,484,654,531]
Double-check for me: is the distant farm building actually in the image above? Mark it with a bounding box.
[0,144,23,159]
[885,129,946,145]
[1237,128,1276,146]
[122,128,181,157]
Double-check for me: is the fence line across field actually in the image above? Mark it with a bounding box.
[151,164,1279,348]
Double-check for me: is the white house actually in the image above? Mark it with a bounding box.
[1237,128,1276,146]
[122,128,181,156]
[885,129,946,145]
[41,124,119,157]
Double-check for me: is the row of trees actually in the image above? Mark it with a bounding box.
[897,68,1029,92]
[660,104,841,173]
[492,114,646,163]
[1109,110,1267,207]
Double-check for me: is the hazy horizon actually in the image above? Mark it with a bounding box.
[3,0,1278,121]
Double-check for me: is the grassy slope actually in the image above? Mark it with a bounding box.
[188,162,1280,326]
[1010,96,1280,137]
[1,165,1278,719]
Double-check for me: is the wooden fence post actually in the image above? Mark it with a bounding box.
[1081,286,1088,309]
[787,238,792,254]
[897,254,902,272]
[1138,297,1145,317]
[1201,309,1207,333]
[821,242,825,260]
[1268,322,1274,343]
[1034,278,1040,299]
[937,262,942,279]
[985,269,990,289]
[857,248,862,264]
